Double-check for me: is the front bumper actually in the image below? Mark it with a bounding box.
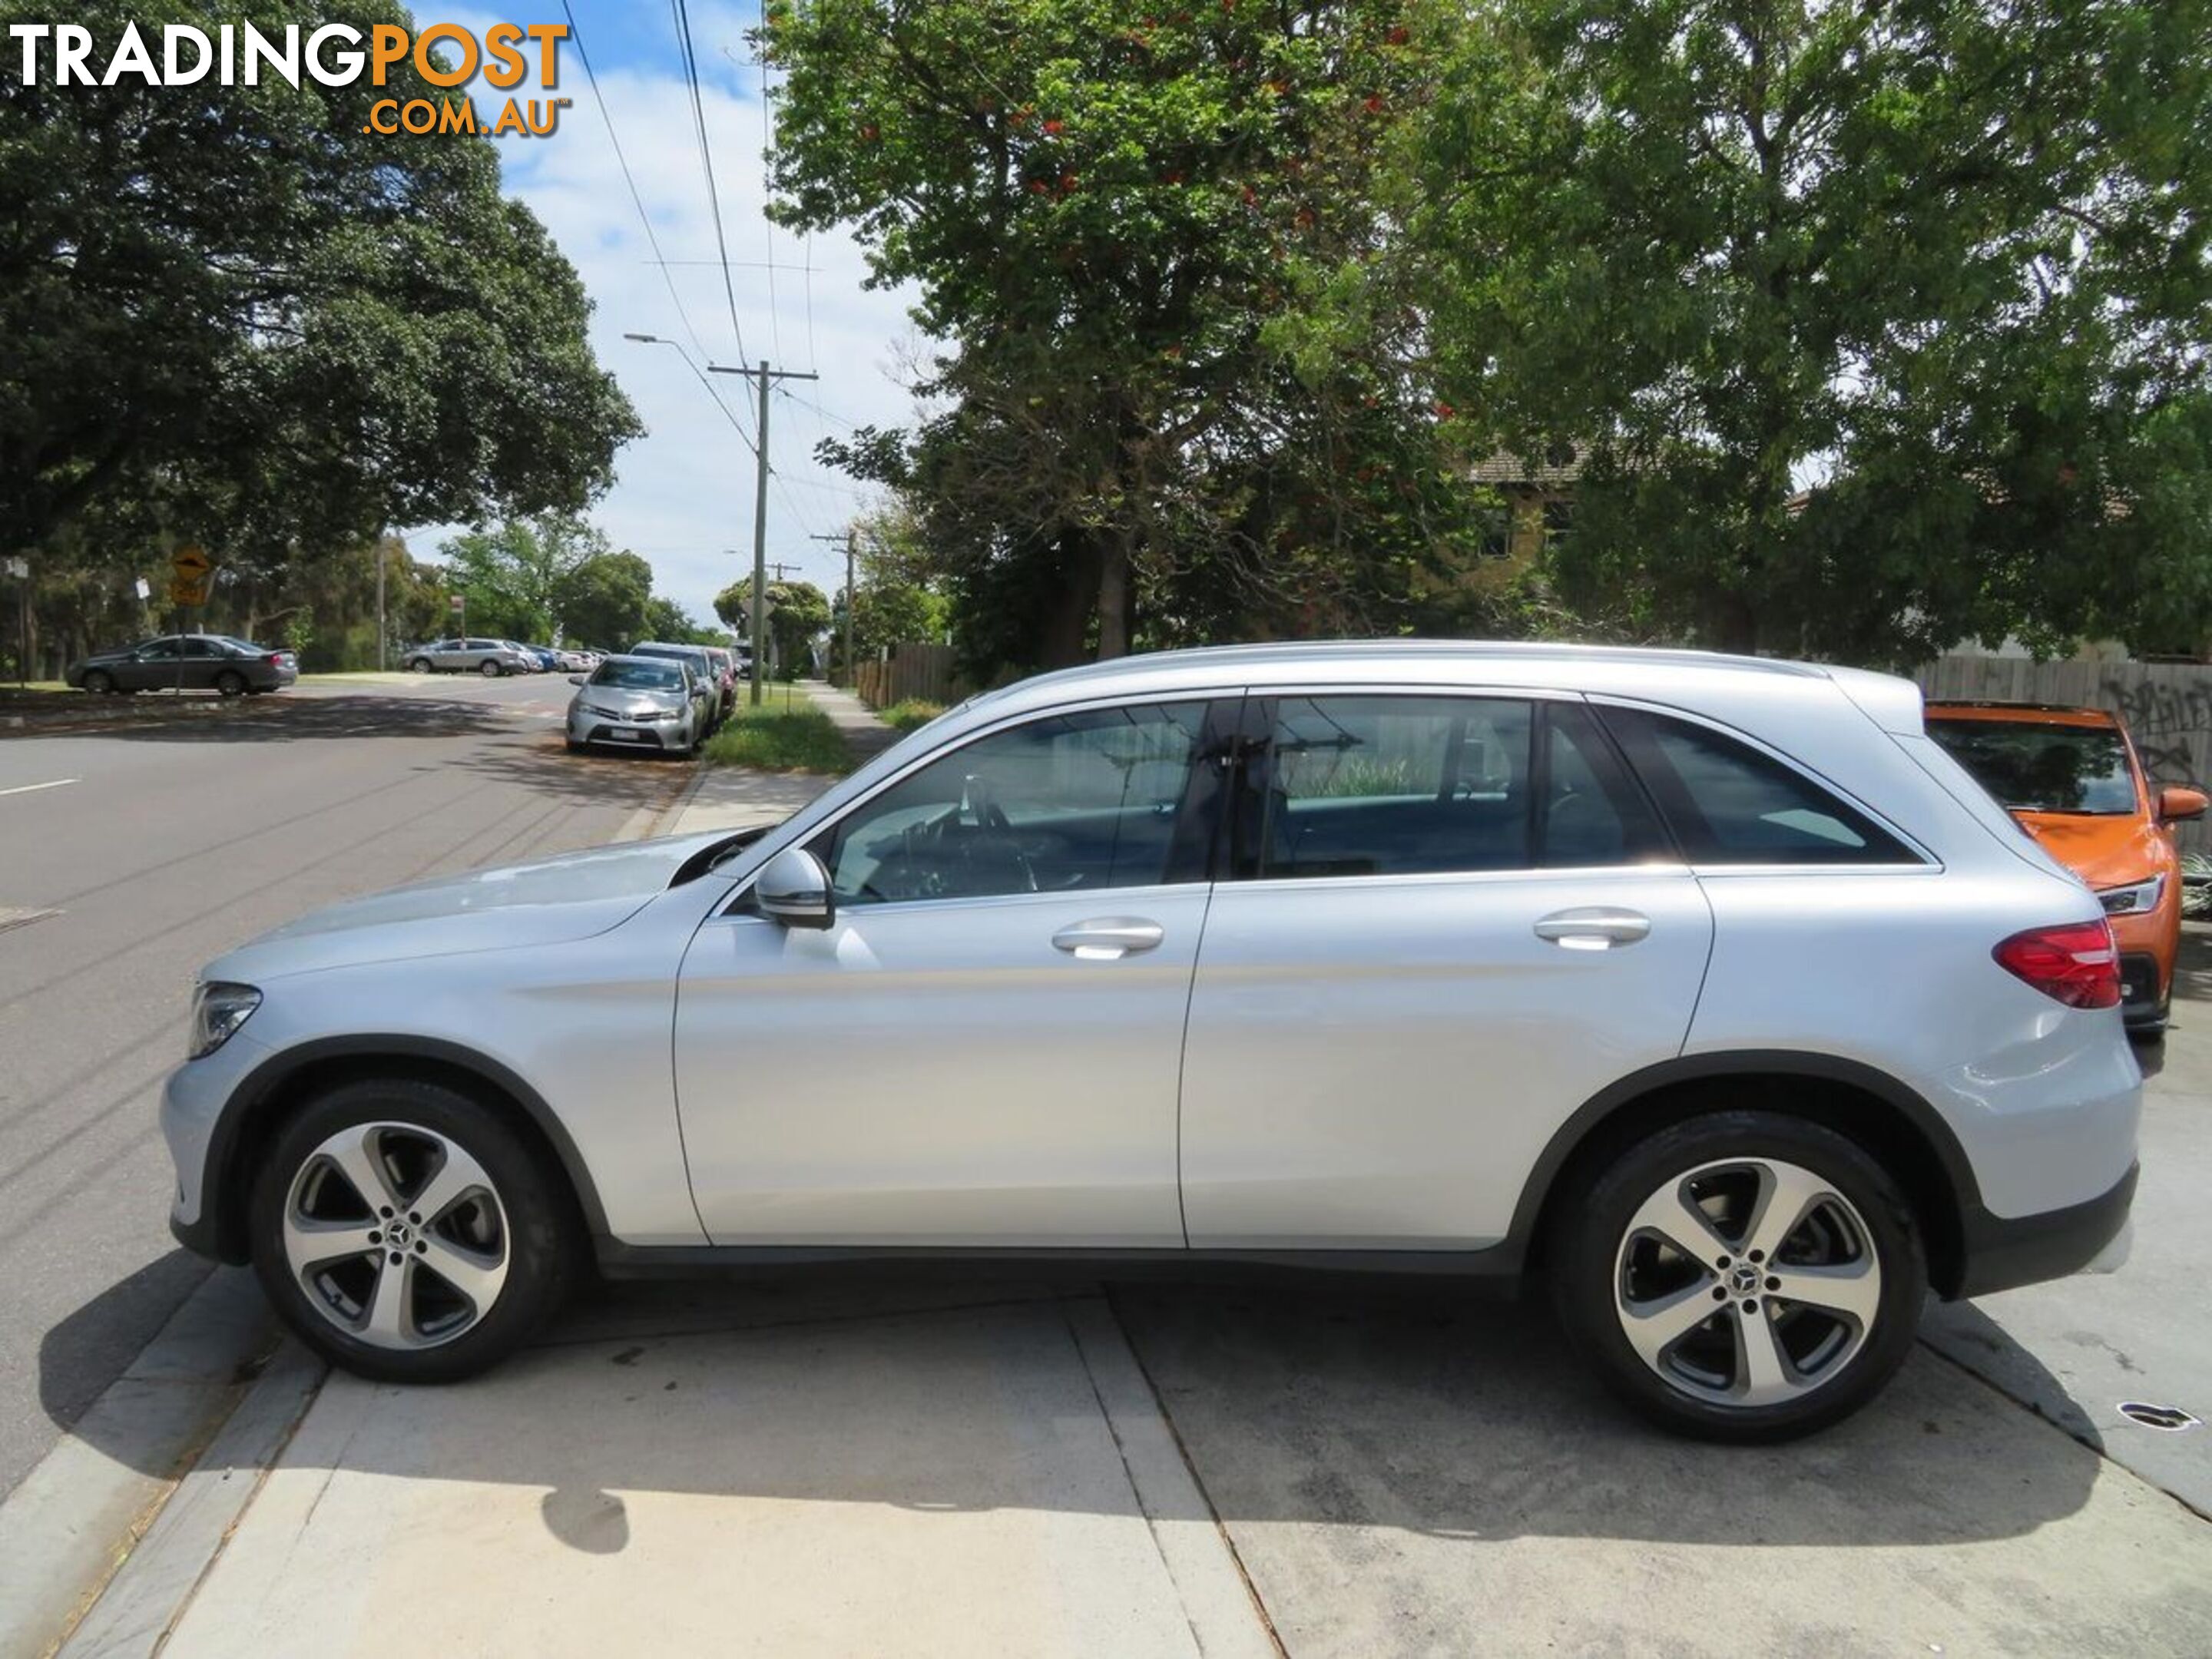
[567,706,691,750]
[1952,1161,2137,1299]
[161,1029,271,1263]
[2116,951,2165,1026]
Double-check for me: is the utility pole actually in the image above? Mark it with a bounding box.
[809,529,854,688]
[708,360,820,705]
[375,538,387,671]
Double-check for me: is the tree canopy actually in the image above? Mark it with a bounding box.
[1402,0,2212,663]
[0,0,641,572]
[717,575,834,668]
[770,0,1488,674]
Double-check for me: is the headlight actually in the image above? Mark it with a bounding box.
[2097,874,2166,917]
[189,982,261,1059]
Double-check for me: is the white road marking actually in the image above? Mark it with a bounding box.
[0,778,79,798]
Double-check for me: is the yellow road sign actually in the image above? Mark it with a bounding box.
[168,577,209,608]
[171,545,213,581]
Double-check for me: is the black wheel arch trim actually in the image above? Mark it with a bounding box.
[1504,1048,1985,1285]
[190,1035,612,1264]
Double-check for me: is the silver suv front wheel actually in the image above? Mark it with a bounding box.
[280,1122,512,1351]
[250,1077,576,1382]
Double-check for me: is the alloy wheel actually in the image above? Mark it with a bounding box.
[281,1121,512,1350]
[1612,1155,1882,1408]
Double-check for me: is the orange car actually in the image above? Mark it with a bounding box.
[1926,700,2206,1035]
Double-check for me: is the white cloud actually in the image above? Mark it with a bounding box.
[403,10,923,629]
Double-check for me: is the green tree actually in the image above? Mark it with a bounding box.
[770,0,1482,670]
[0,0,641,569]
[439,514,611,642]
[1405,0,2212,663]
[553,551,655,649]
[717,576,833,671]
[644,597,726,647]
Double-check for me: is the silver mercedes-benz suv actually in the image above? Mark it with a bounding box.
[161,643,2139,1440]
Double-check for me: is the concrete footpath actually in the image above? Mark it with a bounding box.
[662,680,902,838]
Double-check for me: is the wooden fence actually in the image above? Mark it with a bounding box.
[855,641,959,710]
[1916,654,2212,851]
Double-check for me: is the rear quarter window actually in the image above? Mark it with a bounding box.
[1597,706,1918,866]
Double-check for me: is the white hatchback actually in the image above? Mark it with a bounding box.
[162,643,2139,1440]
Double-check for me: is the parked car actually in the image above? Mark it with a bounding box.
[561,654,708,757]
[629,641,730,724]
[67,634,298,696]
[551,647,593,673]
[162,642,2139,1441]
[701,646,743,710]
[512,642,558,673]
[1926,700,2206,1035]
[402,638,536,677]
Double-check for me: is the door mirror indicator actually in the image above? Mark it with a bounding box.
[755,846,835,931]
[2157,786,2207,823]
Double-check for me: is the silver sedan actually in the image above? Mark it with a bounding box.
[561,654,703,756]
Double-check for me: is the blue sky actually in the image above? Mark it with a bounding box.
[409,4,922,627]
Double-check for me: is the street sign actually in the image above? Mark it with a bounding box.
[134,577,151,600]
[168,577,209,608]
[172,545,213,581]
[449,594,466,612]
[2,556,25,579]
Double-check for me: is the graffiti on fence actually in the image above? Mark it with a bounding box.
[2105,677,2212,787]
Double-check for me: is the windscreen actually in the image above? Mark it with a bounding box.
[591,660,685,691]
[1926,719,2138,815]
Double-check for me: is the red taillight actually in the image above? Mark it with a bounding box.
[266,654,283,665]
[1993,920,2121,1009]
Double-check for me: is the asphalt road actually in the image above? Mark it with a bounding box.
[0,673,691,1496]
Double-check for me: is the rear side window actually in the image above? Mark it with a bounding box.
[1245,696,1665,879]
[1598,706,1916,866]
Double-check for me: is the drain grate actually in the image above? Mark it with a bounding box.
[2116,1401,2201,1432]
[0,906,61,935]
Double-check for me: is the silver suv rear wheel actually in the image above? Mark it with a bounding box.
[1550,1110,1925,1442]
[1613,1156,1882,1409]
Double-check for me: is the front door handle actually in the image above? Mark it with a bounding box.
[1533,907,1652,950]
[1051,918,1165,960]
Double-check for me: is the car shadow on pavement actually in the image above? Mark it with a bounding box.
[10,694,515,744]
[458,737,699,813]
[38,1267,2104,1551]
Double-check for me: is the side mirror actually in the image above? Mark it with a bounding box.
[754,846,835,931]
[567,674,585,686]
[2158,786,2207,823]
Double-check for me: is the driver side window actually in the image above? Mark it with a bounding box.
[819,702,1207,905]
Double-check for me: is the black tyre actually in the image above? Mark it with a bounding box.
[1548,1111,1926,1443]
[83,669,114,695]
[248,1077,578,1383]
[478,658,502,677]
[408,656,433,674]
[215,670,247,697]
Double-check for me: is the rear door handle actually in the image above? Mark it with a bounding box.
[1533,907,1652,949]
[1051,918,1165,960]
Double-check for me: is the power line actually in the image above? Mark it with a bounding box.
[562,0,754,447]
[671,0,752,372]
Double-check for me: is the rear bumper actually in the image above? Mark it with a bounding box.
[1952,1161,2137,1299]
[2117,951,2166,1026]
